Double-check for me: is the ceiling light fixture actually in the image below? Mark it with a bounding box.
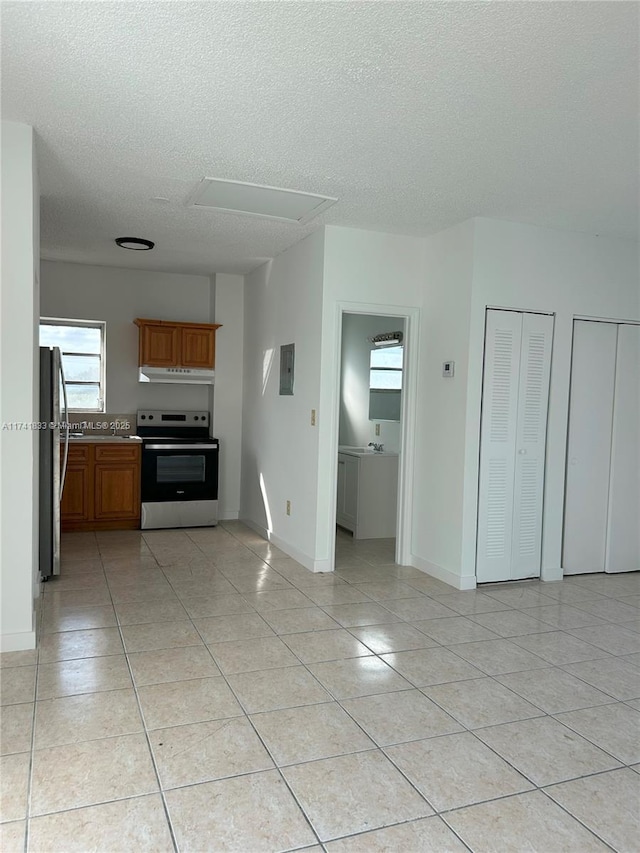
[369,331,404,347]
[115,237,155,251]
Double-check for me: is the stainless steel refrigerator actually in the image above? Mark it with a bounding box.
[39,346,69,579]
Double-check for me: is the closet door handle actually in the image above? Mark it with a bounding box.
[518,449,527,455]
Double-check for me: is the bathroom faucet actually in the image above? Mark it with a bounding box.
[368,442,384,452]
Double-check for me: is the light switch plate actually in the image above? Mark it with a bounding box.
[442,361,455,378]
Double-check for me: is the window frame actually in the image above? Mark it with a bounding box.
[369,344,404,392]
[40,317,106,413]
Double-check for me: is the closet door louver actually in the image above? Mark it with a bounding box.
[476,310,553,583]
[477,311,523,583]
[510,313,553,579]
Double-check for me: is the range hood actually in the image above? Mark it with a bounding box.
[138,366,215,385]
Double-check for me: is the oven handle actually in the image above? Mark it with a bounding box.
[144,443,218,450]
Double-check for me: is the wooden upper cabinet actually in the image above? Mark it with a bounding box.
[134,319,221,369]
[139,322,179,366]
[181,325,216,368]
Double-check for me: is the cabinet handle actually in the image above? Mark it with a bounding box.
[338,461,345,465]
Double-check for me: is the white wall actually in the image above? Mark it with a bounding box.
[461,219,640,582]
[40,261,212,414]
[339,314,404,453]
[1,121,39,650]
[240,230,325,568]
[213,274,244,519]
[413,220,476,587]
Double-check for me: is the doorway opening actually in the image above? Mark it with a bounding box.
[334,312,406,575]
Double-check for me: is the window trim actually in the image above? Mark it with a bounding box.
[369,344,404,391]
[40,317,106,413]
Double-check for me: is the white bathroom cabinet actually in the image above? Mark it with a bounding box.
[336,449,398,539]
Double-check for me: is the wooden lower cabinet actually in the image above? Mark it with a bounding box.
[61,443,141,531]
[60,466,92,523]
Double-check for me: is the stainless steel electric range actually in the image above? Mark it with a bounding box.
[137,409,219,529]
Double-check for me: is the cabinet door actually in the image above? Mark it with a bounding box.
[180,326,215,368]
[94,463,141,520]
[60,465,92,522]
[336,456,347,519]
[342,457,359,532]
[141,324,179,366]
[336,454,359,532]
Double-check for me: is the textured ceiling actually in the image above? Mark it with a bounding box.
[1,1,638,275]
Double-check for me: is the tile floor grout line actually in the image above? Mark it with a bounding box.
[23,570,48,853]
[39,531,639,850]
[180,596,326,850]
[103,552,181,853]
[536,786,618,852]
[255,558,638,841]
[547,710,637,768]
[436,787,613,853]
[186,578,448,843]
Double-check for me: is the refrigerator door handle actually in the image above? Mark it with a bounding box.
[59,357,70,498]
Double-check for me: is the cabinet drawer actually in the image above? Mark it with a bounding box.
[66,445,90,463]
[95,444,141,462]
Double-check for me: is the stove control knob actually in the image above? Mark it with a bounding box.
[140,414,146,420]
[194,416,199,421]
[149,415,154,420]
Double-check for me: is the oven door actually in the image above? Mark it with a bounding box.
[141,443,218,502]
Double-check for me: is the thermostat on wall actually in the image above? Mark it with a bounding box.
[442,361,455,378]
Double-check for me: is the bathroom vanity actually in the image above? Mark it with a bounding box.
[336,447,398,539]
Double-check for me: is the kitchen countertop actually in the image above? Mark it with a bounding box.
[68,435,142,444]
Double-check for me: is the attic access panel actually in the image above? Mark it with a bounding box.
[188,178,338,223]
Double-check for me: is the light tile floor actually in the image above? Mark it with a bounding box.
[1,522,639,852]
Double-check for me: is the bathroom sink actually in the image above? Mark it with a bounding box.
[338,445,398,457]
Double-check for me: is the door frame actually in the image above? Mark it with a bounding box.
[326,301,421,570]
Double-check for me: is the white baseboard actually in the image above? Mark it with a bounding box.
[541,566,564,583]
[1,613,37,652]
[241,518,269,540]
[410,555,476,591]
[240,519,329,573]
[218,510,240,521]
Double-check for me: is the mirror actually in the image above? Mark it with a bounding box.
[368,344,403,422]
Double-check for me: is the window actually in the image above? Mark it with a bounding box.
[369,345,403,390]
[40,318,106,412]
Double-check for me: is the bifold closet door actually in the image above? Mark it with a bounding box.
[477,310,553,583]
[606,324,640,573]
[563,321,617,574]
